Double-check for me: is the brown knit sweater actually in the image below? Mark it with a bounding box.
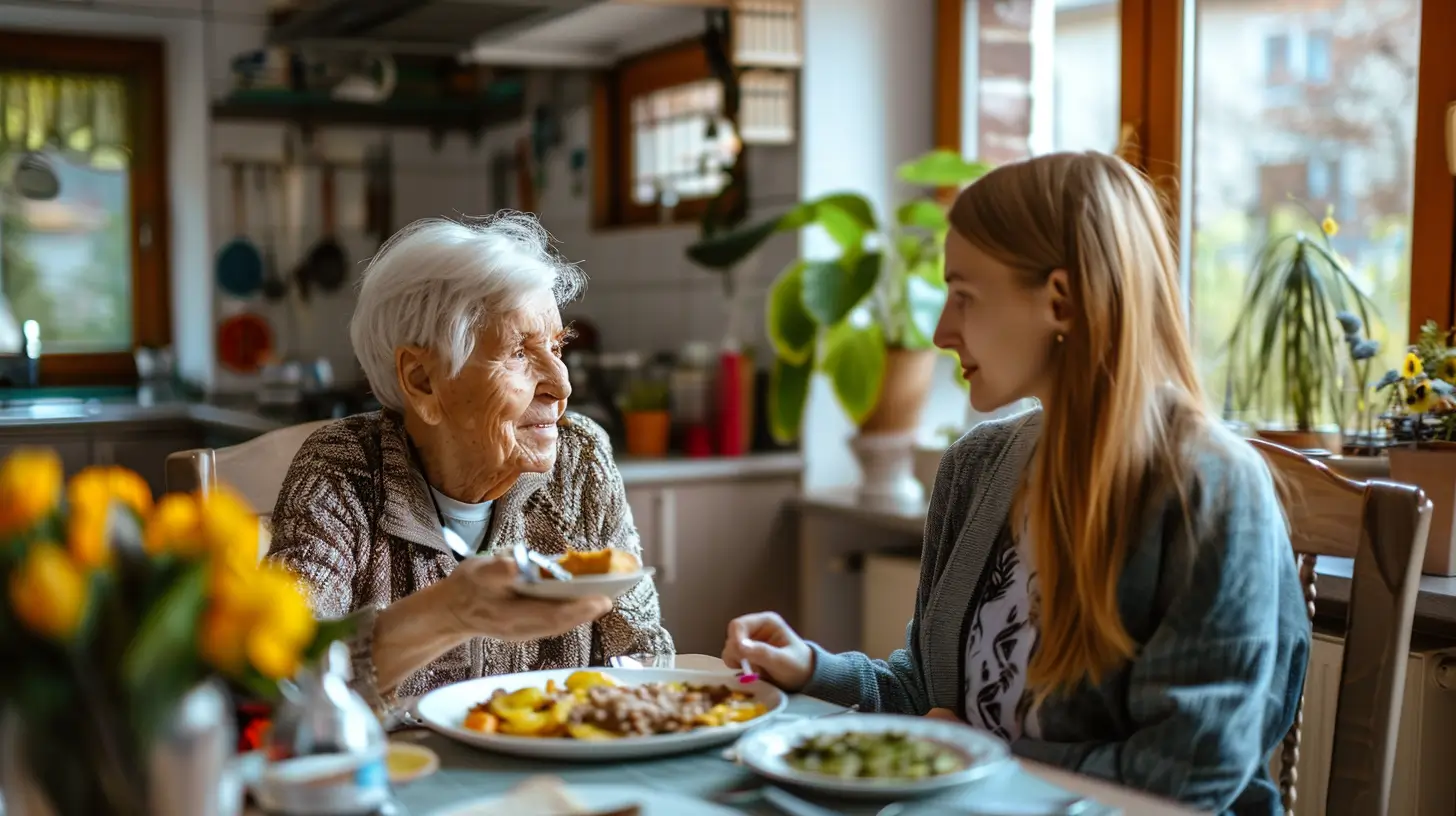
[267,409,673,715]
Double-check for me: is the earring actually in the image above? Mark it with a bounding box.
[1055,332,1065,344]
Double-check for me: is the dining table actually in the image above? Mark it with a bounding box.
[379,655,1202,816]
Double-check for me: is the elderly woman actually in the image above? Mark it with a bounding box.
[268,213,673,715]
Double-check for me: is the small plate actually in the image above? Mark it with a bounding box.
[514,566,657,601]
[435,783,742,816]
[413,667,786,762]
[734,713,1012,801]
[386,742,439,784]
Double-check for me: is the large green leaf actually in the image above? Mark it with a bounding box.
[903,275,948,350]
[821,317,887,424]
[766,261,818,365]
[685,216,784,270]
[768,356,813,444]
[896,199,948,232]
[122,564,208,742]
[814,192,877,230]
[897,150,993,187]
[801,253,880,326]
[815,201,868,251]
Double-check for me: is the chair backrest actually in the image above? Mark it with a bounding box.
[1250,439,1430,816]
[165,420,331,557]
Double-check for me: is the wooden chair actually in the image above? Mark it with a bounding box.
[165,420,331,558]
[1250,439,1430,816]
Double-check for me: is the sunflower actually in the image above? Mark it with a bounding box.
[1402,352,1424,380]
[1406,379,1442,414]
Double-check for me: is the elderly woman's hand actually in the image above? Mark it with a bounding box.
[442,556,613,641]
[371,554,613,696]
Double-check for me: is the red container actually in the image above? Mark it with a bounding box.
[717,350,746,456]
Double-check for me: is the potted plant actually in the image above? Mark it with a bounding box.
[1374,320,1456,576]
[620,377,673,459]
[1225,205,1379,452]
[0,449,350,815]
[689,149,990,506]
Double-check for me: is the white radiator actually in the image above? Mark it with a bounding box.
[1279,632,1456,815]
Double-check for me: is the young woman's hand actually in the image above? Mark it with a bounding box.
[722,611,814,692]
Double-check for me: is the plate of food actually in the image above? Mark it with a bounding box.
[435,777,741,816]
[413,667,787,761]
[733,713,1012,800]
[514,547,657,601]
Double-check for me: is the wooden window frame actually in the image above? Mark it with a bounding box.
[592,39,731,229]
[0,30,170,386]
[933,0,1456,346]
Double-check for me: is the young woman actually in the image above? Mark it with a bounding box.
[723,152,1310,814]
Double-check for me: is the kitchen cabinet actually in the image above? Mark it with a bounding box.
[0,421,206,496]
[626,474,800,656]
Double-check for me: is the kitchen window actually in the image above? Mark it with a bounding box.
[934,0,1455,427]
[0,31,169,386]
[594,41,738,228]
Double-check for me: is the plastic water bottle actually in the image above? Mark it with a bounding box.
[254,642,392,816]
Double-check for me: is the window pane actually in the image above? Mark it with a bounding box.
[1188,1,1419,427]
[962,0,1122,162]
[628,79,727,206]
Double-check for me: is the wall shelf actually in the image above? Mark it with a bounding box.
[210,94,524,148]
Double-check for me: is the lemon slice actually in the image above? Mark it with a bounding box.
[386,742,439,784]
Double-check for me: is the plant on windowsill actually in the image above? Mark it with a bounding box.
[1372,322,1456,575]
[620,379,672,459]
[1337,310,1383,454]
[1224,204,1380,453]
[0,450,352,816]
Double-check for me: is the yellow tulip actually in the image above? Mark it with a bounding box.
[1402,352,1424,380]
[245,631,304,680]
[200,560,318,681]
[0,449,62,536]
[65,501,111,570]
[68,466,153,518]
[198,607,249,674]
[144,493,204,557]
[8,542,88,641]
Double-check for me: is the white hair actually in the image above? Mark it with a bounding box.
[349,211,586,412]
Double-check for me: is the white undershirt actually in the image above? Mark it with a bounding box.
[430,485,495,558]
[963,531,1043,742]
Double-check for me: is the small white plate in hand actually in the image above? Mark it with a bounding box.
[514,563,656,601]
[734,713,1012,800]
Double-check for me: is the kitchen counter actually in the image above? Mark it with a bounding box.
[0,392,803,487]
[794,488,1456,643]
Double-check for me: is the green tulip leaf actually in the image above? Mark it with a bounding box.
[686,216,783,270]
[800,253,880,326]
[897,199,948,232]
[122,564,208,739]
[768,355,814,443]
[821,317,887,424]
[904,275,948,350]
[897,149,993,187]
[766,261,818,365]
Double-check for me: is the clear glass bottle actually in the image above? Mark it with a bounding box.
[255,642,391,816]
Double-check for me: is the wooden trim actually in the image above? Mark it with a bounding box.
[1409,0,1456,342]
[933,0,962,152]
[0,30,170,386]
[592,39,720,229]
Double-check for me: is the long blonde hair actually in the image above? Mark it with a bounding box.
[948,152,1206,695]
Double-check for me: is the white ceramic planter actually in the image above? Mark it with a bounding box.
[912,444,947,498]
[849,430,924,512]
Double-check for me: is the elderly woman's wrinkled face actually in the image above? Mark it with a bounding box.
[399,288,573,499]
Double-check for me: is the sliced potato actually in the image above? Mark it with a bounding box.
[567,722,621,740]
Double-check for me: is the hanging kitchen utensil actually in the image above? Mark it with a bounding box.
[216,312,274,374]
[216,162,265,298]
[258,163,289,302]
[304,161,348,293]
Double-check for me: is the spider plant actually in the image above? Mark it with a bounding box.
[1225,209,1379,434]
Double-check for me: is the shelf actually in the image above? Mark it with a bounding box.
[210,93,524,146]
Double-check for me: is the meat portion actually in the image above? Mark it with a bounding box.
[569,683,721,737]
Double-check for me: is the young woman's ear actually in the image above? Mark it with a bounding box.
[1045,268,1075,337]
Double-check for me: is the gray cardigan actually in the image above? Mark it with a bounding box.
[804,408,1310,815]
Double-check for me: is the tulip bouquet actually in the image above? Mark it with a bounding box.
[0,448,350,815]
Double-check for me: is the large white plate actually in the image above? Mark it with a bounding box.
[734,713,1012,800]
[433,784,741,816]
[514,566,657,601]
[413,667,787,761]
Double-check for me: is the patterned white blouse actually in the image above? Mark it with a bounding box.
[962,531,1043,741]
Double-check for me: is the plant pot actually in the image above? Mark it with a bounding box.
[912,443,946,497]
[849,430,924,512]
[623,410,671,458]
[1388,444,1456,577]
[1,681,241,816]
[1256,428,1343,455]
[860,349,938,435]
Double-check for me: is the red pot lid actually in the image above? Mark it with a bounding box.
[217,313,274,374]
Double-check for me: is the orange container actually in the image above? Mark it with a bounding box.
[624,410,671,458]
